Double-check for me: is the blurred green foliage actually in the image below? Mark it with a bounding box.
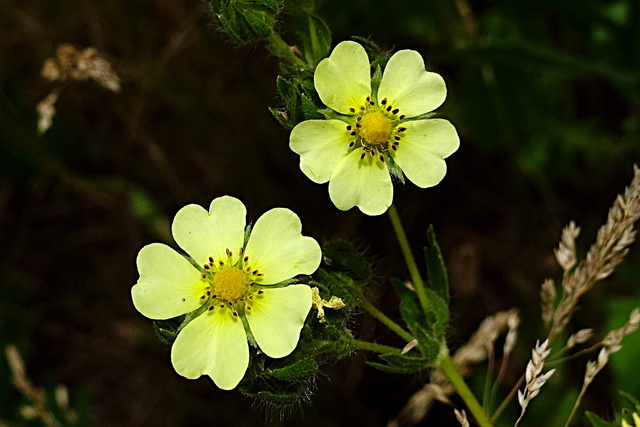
[1,0,639,425]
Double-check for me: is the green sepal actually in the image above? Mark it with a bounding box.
[424,225,449,304]
[153,323,178,344]
[321,240,372,284]
[266,358,318,382]
[254,390,301,407]
[385,153,405,185]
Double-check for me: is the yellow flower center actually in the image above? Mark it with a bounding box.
[212,267,249,302]
[358,111,391,145]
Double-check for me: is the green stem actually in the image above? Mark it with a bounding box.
[439,352,493,427]
[359,298,414,342]
[354,339,400,354]
[387,204,430,314]
[267,32,306,67]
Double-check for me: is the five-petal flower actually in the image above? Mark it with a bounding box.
[290,40,460,216]
[131,196,321,390]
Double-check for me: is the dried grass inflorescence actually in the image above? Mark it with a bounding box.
[5,345,77,426]
[389,309,520,426]
[37,44,120,134]
[545,166,640,342]
[515,340,555,426]
[454,408,470,427]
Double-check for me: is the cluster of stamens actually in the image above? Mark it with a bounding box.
[196,246,265,318]
[346,96,407,162]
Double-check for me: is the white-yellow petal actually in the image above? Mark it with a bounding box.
[377,49,446,118]
[171,196,246,268]
[131,243,206,320]
[244,208,321,285]
[328,149,393,216]
[290,119,351,183]
[171,308,249,390]
[315,41,371,114]
[246,285,312,358]
[391,119,459,188]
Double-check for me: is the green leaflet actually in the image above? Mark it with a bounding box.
[424,225,449,304]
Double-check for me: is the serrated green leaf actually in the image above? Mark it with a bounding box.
[366,361,424,375]
[424,225,449,304]
[379,352,433,372]
[585,411,614,427]
[424,288,449,336]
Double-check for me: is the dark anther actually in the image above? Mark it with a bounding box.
[220,304,225,309]
[246,305,252,311]
[391,145,398,151]
[399,115,406,120]
[369,101,375,106]
[366,96,370,101]
[232,311,238,317]
[201,274,207,279]
[226,248,232,257]
[357,116,362,121]
[349,107,356,113]
[360,152,366,160]
[346,125,352,130]
[349,141,355,148]
[200,295,206,300]
[398,127,406,132]
[208,257,214,263]
[208,306,214,311]
[379,155,385,162]
[219,260,224,266]
[207,291,211,295]
[204,265,210,270]
[257,290,264,295]
[381,98,387,105]
[392,108,399,115]
[212,294,217,299]
[252,270,258,275]
[394,135,401,141]
[350,131,357,136]
[386,106,392,112]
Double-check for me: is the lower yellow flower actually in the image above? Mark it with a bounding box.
[131,196,322,390]
[290,40,460,216]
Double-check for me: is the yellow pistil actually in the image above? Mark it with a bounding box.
[358,111,391,145]
[213,267,249,302]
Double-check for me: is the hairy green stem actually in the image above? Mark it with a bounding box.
[359,298,414,342]
[354,339,400,354]
[439,352,493,427]
[387,204,431,314]
[267,32,306,67]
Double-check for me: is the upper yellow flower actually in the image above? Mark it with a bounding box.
[290,40,460,215]
[131,196,321,390]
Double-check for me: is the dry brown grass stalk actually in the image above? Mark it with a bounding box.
[388,309,519,426]
[564,308,640,426]
[5,345,77,426]
[546,165,640,342]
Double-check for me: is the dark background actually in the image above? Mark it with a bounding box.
[1,0,639,425]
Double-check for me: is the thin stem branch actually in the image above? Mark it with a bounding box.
[354,339,400,354]
[490,373,524,423]
[387,204,430,314]
[439,352,493,427]
[359,298,414,342]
